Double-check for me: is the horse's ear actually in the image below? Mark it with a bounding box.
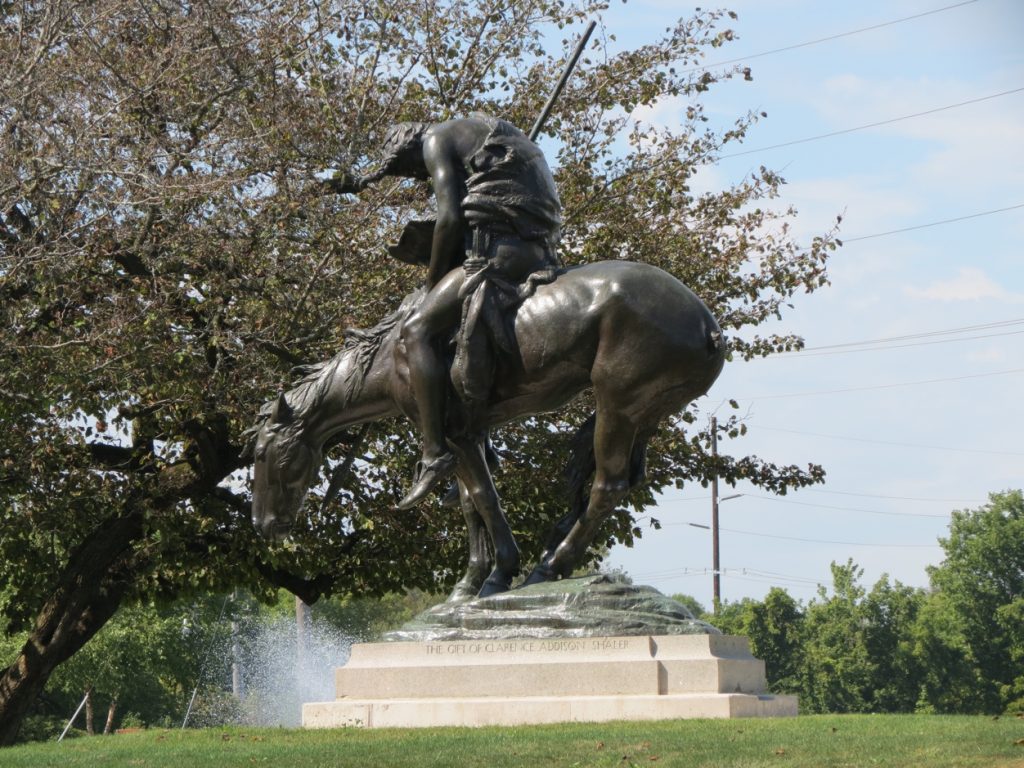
[239,426,257,461]
[271,392,293,425]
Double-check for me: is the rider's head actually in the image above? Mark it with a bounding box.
[380,122,430,180]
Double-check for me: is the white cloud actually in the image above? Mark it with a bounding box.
[811,75,1024,202]
[904,267,1022,302]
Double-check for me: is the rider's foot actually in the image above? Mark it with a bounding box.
[398,452,457,510]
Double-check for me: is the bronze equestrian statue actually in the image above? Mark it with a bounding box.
[249,114,726,598]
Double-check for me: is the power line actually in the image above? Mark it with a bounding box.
[726,572,820,590]
[718,87,1024,159]
[798,318,1024,352]
[804,489,984,504]
[627,565,709,580]
[629,565,826,589]
[775,329,1024,358]
[657,490,953,518]
[738,367,1024,400]
[743,493,951,519]
[719,526,941,548]
[753,425,1024,458]
[754,317,1024,357]
[842,203,1024,242]
[654,489,985,504]
[739,567,823,586]
[691,1,980,73]
[664,519,942,546]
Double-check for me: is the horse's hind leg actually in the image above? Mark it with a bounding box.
[445,479,493,602]
[450,439,521,597]
[532,428,651,576]
[526,406,637,583]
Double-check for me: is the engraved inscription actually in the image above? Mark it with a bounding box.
[423,637,632,655]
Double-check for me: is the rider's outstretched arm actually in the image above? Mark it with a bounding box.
[322,167,385,195]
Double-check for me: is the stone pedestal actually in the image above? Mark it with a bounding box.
[303,633,797,728]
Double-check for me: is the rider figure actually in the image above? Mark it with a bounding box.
[337,115,562,509]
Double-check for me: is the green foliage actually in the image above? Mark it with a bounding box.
[315,590,440,642]
[860,575,926,713]
[710,492,1023,715]
[709,590,805,693]
[911,592,983,714]
[22,588,440,737]
[18,596,236,739]
[709,562,928,712]
[798,561,925,714]
[48,602,196,728]
[917,490,1024,713]
[741,588,805,693]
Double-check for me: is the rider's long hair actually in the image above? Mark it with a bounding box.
[378,122,430,179]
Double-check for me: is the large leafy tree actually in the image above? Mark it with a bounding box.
[0,0,833,743]
[716,587,806,694]
[797,561,925,714]
[916,490,1024,713]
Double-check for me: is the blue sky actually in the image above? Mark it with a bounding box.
[595,0,1023,607]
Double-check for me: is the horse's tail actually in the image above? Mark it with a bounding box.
[564,412,598,524]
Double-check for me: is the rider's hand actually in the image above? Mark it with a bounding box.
[323,171,363,195]
[463,256,487,277]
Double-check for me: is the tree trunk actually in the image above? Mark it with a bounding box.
[84,686,95,736]
[103,694,118,735]
[0,512,144,746]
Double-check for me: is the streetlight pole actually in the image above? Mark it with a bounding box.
[710,416,742,614]
[711,416,720,614]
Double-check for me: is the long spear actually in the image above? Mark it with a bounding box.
[528,20,597,141]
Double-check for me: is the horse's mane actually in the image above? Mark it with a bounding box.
[245,290,420,452]
[286,308,403,419]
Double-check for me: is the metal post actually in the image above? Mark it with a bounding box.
[181,593,231,729]
[231,589,243,700]
[711,416,721,614]
[58,692,89,742]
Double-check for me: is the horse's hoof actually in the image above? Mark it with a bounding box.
[445,585,479,603]
[477,576,512,598]
[522,565,556,586]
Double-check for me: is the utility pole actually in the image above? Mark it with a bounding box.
[711,416,721,614]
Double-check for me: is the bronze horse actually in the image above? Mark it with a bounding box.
[249,260,725,599]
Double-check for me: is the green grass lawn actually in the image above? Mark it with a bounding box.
[4,715,1023,768]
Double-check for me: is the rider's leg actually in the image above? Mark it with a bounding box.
[397,268,465,508]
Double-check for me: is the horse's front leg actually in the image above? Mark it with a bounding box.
[450,439,520,597]
[445,478,493,602]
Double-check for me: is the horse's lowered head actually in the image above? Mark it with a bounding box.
[248,393,322,542]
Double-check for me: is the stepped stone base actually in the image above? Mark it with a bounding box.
[303,634,797,728]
